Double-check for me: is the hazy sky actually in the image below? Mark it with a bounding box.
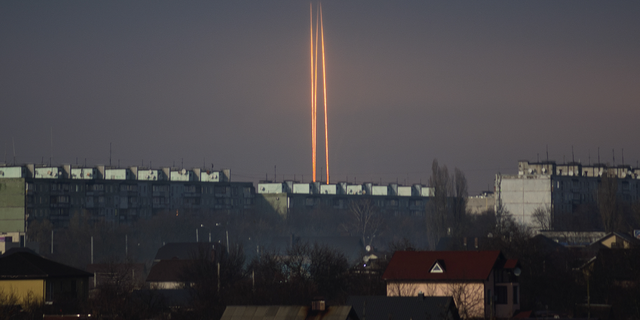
[2,1,639,194]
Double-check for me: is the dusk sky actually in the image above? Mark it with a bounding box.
[2,1,639,194]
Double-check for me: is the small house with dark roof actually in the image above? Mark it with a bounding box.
[146,259,194,289]
[590,232,640,249]
[0,248,92,305]
[347,295,460,320]
[382,250,520,319]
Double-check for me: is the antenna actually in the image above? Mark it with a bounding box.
[12,136,16,165]
[612,149,615,166]
[598,147,600,164]
[571,145,574,163]
[546,145,549,162]
[110,142,112,167]
[50,127,53,166]
[622,148,624,165]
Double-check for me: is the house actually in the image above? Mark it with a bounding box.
[347,295,460,320]
[85,262,147,290]
[147,242,221,289]
[0,248,92,305]
[146,259,195,289]
[382,250,520,319]
[221,304,359,320]
[589,232,640,249]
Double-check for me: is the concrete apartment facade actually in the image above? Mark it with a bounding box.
[256,180,435,218]
[495,160,640,228]
[0,164,255,230]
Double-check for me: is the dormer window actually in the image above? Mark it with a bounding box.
[430,260,445,273]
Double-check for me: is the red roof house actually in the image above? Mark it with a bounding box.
[382,251,520,319]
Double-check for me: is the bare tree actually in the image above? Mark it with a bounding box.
[426,159,451,249]
[386,282,419,297]
[443,282,484,319]
[531,205,553,231]
[342,199,384,247]
[426,160,469,248]
[451,168,468,238]
[598,172,619,232]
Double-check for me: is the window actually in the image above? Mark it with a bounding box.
[495,286,508,304]
[513,285,519,304]
[430,261,445,273]
[305,197,314,206]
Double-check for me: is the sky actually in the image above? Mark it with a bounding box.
[1,1,640,194]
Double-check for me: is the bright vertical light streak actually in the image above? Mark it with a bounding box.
[314,5,320,182]
[320,3,329,184]
[310,2,316,183]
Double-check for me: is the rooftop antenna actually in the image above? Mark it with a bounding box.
[274,165,277,182]
[612,149,615,166]
[598,147,600,164]
[109,142,112,167]
[12,136,16,165]
[50,127,53,166]
[572,145,574,163]
[622,148,624,165]
[588,150,591,165]
[181,158,183,168]
[546,145,549,162]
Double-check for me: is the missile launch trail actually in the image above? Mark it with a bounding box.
[310,2,329,184]
[310,3,316,183]
[320,3,329,184]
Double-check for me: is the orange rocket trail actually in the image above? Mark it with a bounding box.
[310,3,316,183]
[320,3,329,184]
[310,2,329,184]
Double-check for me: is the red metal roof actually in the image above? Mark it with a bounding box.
[503,259,518,269]
[382,250,504,281]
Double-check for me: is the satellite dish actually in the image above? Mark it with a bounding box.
[366,245,371,252]
[181,169,186,174]
[513,267,521,276]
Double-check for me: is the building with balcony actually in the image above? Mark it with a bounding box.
[0,163,255,228]
[255,180,434,218]
[495,160,640,229]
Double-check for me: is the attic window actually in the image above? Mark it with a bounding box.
[430,260,445,273]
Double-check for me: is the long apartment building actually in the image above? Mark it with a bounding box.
[0,164,255,231]
[256,180,434,218]
[496,160,640,228]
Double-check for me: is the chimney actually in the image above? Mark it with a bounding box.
[311,298,325,311]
